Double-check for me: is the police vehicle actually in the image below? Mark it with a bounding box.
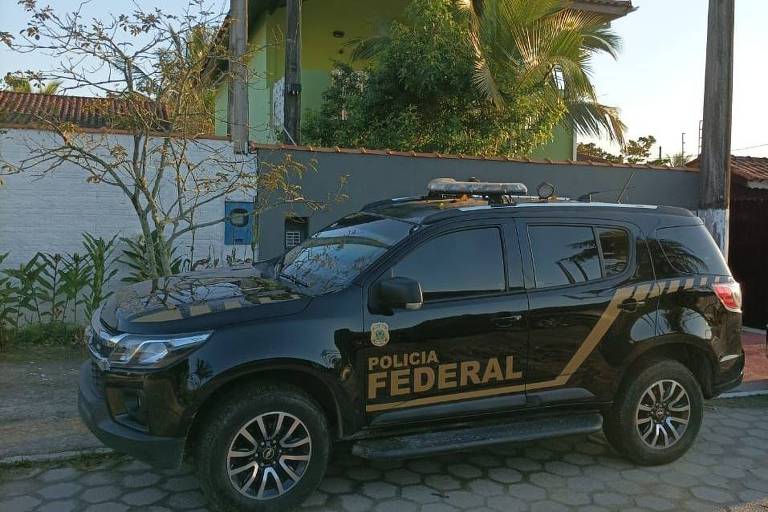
[78,178,744,511]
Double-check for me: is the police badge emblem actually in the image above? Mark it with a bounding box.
[370,322,390,347]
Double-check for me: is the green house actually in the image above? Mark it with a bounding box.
[214,0,634,160]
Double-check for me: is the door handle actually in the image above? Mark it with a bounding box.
[491,314,523,329]
[618,299,645,312]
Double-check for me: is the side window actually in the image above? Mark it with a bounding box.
[597,227,630,277]
[392,228,505,301]
[529,226,601,287]
[656,225,730,275]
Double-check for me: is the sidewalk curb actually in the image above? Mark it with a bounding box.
[0,447,114,467]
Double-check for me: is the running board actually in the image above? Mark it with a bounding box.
[352,413,603,460]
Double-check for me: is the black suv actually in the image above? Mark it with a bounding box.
[79,178,744,511]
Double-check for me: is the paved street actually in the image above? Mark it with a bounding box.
[1,400,767,512]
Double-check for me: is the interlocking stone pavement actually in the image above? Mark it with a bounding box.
[1,402,767,512]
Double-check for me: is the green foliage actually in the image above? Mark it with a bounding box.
[464,0,626,143]
[37,253,66,322]
[2,74,62,94]
[118,232,182,284]
[304,0,564,157]
[623,135,657,164]
[577,142,623,163]
[4,321,84,348]
[3,255,45,324]
[577,135,689,167]
[60,253,90,324]
[82,234,119,321]
[0,234,119,349]
[0,253,18,350]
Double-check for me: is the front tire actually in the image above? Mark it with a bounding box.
[603,359,703,466]
[195,383,330,512]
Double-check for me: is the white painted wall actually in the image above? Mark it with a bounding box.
[0,128,256,277]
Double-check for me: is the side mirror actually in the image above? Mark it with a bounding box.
[377,277,423,312]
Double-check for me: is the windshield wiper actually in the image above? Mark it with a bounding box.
[279,272,310,288]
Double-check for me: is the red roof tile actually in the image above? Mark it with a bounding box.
[687,156,768,184]
[0,91,169,130]
[251,142,694,171]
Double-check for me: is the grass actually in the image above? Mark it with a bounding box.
[0,322,86,363]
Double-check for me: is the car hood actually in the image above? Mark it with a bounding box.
[100,265,311,334]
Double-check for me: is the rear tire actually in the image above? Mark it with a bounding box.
[194,383,330,512]
[603,359,703,466]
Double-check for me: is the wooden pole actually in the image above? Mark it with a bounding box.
[283,0,302,144]
[699,0,735,257]
[229,0,249,154]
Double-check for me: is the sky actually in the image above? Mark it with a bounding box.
[0,0,766,158]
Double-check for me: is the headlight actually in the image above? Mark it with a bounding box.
[108,332,212,369]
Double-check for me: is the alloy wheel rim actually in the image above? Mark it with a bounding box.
[635,379,691,450]
[227,411,312,500]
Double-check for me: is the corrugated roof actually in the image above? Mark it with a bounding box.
[569,0,636,18]
[578,0,634,9]
[0,91,169,130]
[686,156,768,184]
[251,142,694,172]
[731,156,768,182]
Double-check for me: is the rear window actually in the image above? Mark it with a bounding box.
[656,225,730,275]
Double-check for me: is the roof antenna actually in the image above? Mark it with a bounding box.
[616,170,636,204]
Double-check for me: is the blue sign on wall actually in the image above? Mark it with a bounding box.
[224,201,254,245]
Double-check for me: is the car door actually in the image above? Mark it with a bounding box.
[360,221,529,426]
[518,218,658,405]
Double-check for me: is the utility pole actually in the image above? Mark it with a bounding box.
[681,132,686,159]
[699,0,735,256]
[229,0,249,154]
[283,0,302,144]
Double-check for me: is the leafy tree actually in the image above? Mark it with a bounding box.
[576,142,622,163]
[305,0,565,157]
[578,135,680,166]
[623,135,656,164]
[2,75,62,94]
[1,1,339,279]
[456,0,626,144]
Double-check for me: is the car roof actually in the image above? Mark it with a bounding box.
[362,196,696,225]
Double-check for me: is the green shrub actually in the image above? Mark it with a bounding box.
[0,233,118,350]
[2,322,85,348]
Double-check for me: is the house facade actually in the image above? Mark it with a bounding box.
[213,0,635,160]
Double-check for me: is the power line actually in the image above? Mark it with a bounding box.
[731,143,768,152]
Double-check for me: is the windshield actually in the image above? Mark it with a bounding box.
[278,212,413,294]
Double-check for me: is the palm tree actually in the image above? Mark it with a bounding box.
[458,0,626,143]
[3,76,62,94]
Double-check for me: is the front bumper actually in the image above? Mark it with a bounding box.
[78,361,185,469]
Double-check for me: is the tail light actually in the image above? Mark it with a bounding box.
[712,281,742,313]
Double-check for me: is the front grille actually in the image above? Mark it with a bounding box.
[90,361,105,398]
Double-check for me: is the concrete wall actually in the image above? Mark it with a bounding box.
[0,128,255,274]
[255,147,700,260]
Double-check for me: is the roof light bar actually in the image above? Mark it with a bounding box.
[427,178,528,197]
